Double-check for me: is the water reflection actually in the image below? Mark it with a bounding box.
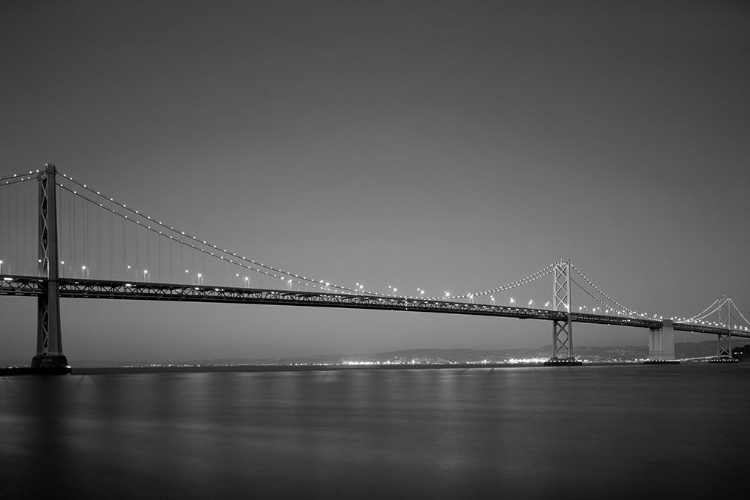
[1,365,748,498]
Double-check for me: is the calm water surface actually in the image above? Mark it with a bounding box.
[1,364,748,499]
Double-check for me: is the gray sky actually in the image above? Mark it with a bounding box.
[1,1,749,362]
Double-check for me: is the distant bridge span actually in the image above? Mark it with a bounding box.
[2,275,747,340]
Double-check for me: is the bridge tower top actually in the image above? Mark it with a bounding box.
[552,259,571,314]
[38,163,58,279]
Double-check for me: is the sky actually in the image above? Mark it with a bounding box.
[1,0,749,363]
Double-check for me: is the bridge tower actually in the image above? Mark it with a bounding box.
[711,297,736,363]
[545,259,580,365]
[30,164,68,370]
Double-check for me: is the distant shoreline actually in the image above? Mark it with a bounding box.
[1,361,705,376]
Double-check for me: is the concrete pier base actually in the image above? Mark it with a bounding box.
[709,357,738,364]
[30,353,69,370]
[544,357,582,366]
[1,366,72,376]
[646,320,678,364]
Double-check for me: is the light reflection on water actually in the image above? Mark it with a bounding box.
[1,364,748,498]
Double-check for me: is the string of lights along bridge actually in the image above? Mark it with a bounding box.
[1,165,748,371]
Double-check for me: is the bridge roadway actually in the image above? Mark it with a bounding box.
[2,275,749,339]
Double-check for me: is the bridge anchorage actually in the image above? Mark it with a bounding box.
[2,164,749,373]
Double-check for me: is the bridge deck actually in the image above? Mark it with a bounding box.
[2,275,748,338]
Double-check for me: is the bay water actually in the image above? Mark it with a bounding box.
[1,364,748,498]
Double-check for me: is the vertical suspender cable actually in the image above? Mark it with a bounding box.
[21,181,25,275]
[68,189,72,278]
[0,186,4,268]
[72,192,76,277]
[20,181,24,274]
[98,200,101,279]
[83,193,88,274]
[123,212,126,280]
[20,181,25,275]
[15,185,19,274]
[0,186,4,269]
[20,182,25,275]
[110,203,114,279]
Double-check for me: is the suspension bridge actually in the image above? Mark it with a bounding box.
[1,165,748,371]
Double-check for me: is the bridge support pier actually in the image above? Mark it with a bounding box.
[645,319,678,364]
[30,164,68,371]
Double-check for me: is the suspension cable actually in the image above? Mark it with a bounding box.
[569,264,638,316]
[59,173,562,298]
[729,298,750,328]
[682,298,721,322]
[687,298,727,323]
